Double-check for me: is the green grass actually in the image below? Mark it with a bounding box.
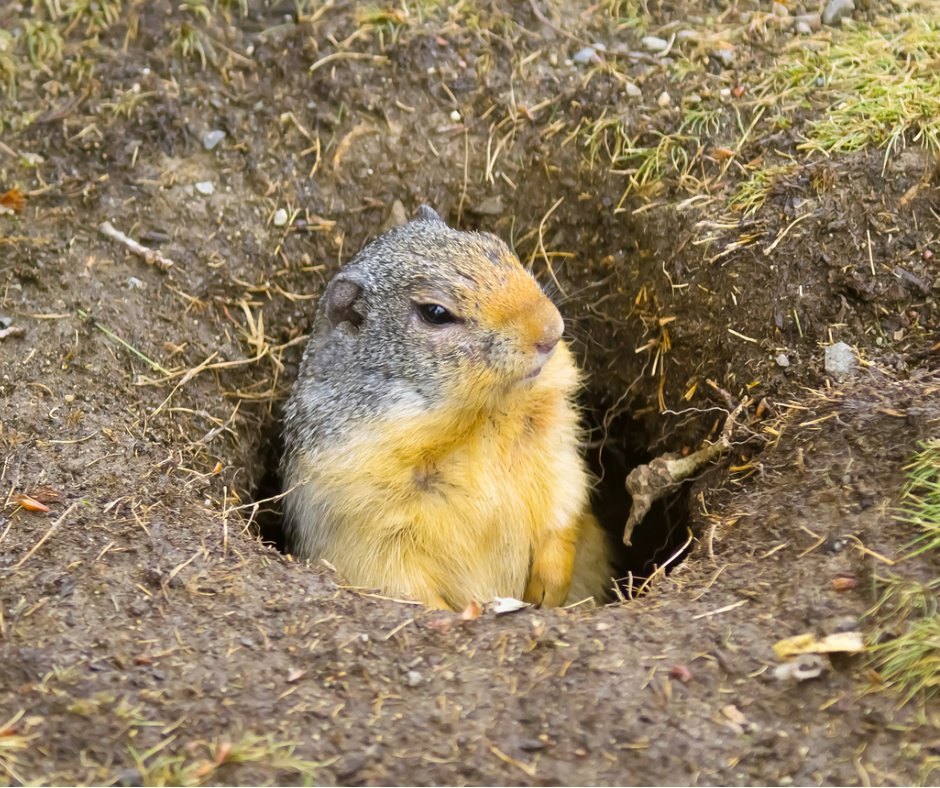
[729,164,797,216]
[759,13,940,167]
[0,711,35,785]
[897,439,940,558]
[128,731,330,787]
[868,440,940,704]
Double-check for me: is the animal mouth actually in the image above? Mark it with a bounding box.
[524,364,544,380]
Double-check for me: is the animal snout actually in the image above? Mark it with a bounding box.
[533,306,564,355]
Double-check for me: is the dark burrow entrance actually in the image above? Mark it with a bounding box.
[247,390,694,601]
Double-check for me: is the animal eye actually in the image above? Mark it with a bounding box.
[416,303,458,326]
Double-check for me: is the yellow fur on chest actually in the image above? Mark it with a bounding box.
[291,353,588,609]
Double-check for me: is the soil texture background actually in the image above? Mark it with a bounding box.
[0,0,938,784]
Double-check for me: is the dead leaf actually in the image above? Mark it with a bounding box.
[460,600,482,621]
[491,597,530,615]
[773,631,864,659]
[13,494,50,513]
[831,575,858,592]
[0,188,26,213]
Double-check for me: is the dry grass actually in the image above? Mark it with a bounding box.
[0,710,36,785]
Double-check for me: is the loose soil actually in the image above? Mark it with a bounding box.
[1,1,938,785]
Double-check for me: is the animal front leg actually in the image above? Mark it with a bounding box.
[524,530,576,607]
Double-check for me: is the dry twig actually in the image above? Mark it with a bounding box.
[623,398,751,545]
[99,221,175,271]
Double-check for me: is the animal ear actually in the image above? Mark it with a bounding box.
[416,205,446,225]
[322,276,364,334]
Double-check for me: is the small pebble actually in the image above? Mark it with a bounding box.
[127,276,145,290]
[795,13,822,30]
[449,109,461,122]
[273,208,289,227]
[624,82,642,98]
[772,2,789,16]
[657,91,672,108]
[775,353,790,368]
[824,341,857,378]
[573,46,600,65]
[406,670,423,687]
[380,200,408,233]
[712,47,735,65]
[774,654,827,682]
[194,181,214,196]
[202,129,226,151]
[0,315,11,329]
[641,35,669,52]
[795,21,813,34]
[822,0,854,25]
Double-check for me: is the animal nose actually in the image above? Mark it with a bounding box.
[535,335,559,354]
[533,307,564,355]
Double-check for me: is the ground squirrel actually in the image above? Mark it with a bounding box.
[282,207,612,610]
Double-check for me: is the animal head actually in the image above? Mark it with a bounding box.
[315,206,564,410]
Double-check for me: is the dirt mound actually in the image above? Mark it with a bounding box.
[1,0,937,784]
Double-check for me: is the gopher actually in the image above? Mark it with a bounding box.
[282,206,612,609]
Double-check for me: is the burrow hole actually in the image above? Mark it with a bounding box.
[247,391,694,599]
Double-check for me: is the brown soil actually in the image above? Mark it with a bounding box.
[1,1,938,785]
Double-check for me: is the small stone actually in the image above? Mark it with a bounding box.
[641,35,669,52]
[406,670,423,687]
[624,82,642,98]
[822,0,854,25]
[273,208,289,227]
[127,276,145,290]
[824,341,857,378]
[472,195,503,216]
[449,109,461,122]
[774,653,827,682]
[795,12,822,30]
[194,181,214,196]
[0,315,11,329]
[772,2,789,16]
[712,47,735,65]
[573,46,600,65]
[202,129,226,150]
[114,767,143,787]
[657,91,672,108]
[775,353,790,368]
[380,200,408,233]
[795,21,813,34]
